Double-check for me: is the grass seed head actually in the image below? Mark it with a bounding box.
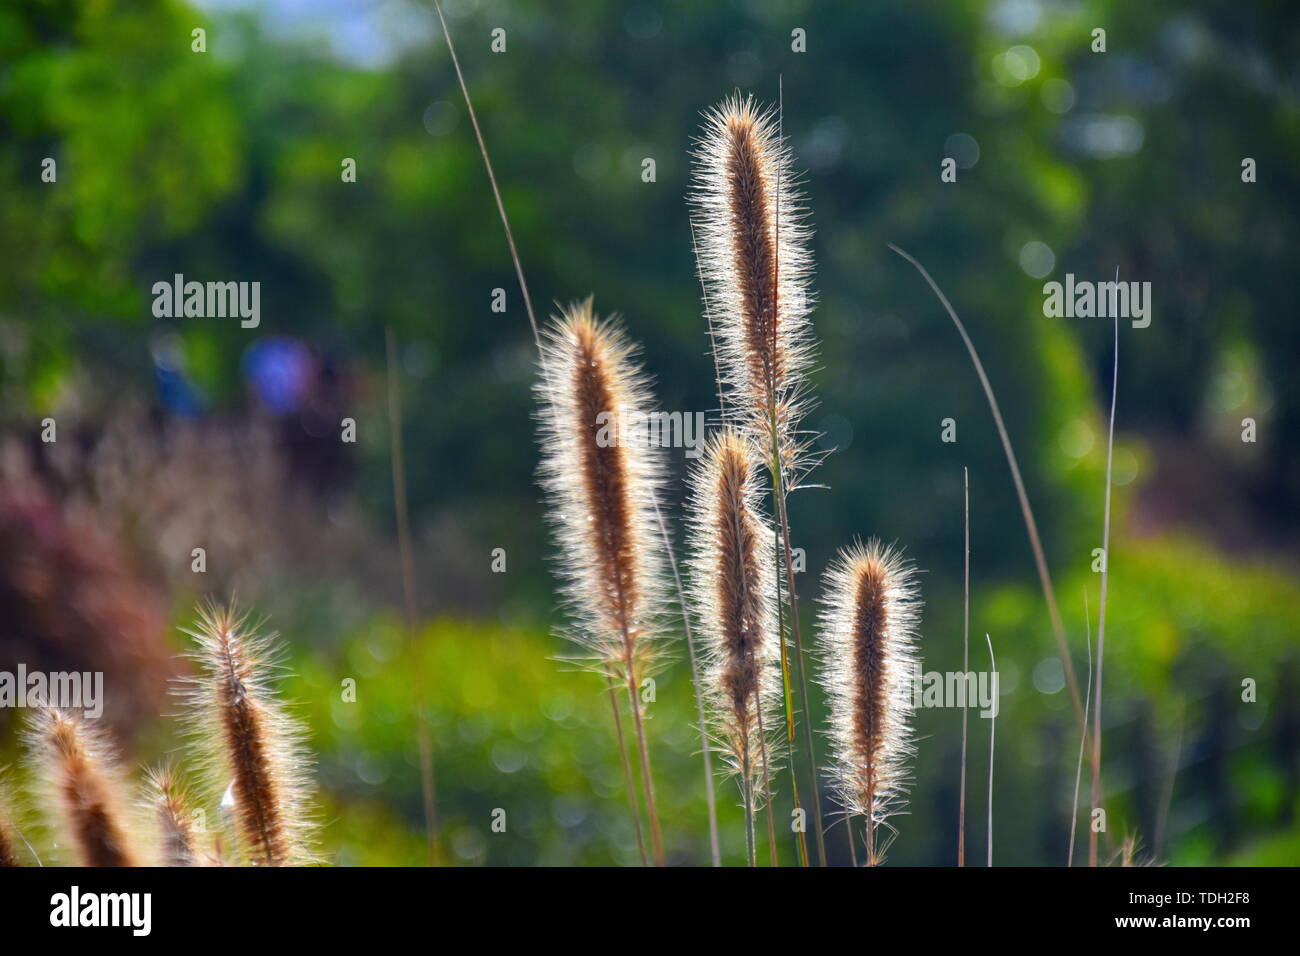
[179,602,317,866]
[26,705,138,867]
[144,764,199,867]
[691,94,817,480]
[535,300,668,682]
[686,429,783,799]
[817,540,921,858]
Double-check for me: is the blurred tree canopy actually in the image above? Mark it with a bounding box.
[4,0,1296,587]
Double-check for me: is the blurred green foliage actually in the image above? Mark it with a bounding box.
[294,616,738,865]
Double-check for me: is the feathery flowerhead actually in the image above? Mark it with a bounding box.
[691,93,816,477]
[687,429,782,797]
[818,540,921,862]
[535,299,667,680]
[144,765,198,867]
[26,706,137,867]
[180,603,316,866]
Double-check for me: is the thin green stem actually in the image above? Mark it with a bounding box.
[1068,591,1093,867]
[652,493,720,866]
[1090,305,1119,867]
[888,243,1085,732]
[605,675,648,867]
[865,789,876,866]
[768,419,806,868]
[624,660,665,866]
[769,416,825,866]
[892,241,1105,857]
[432,0,684,867]
[386,326,440,867]
[958,465,969,866]
[755,690,779,866]
[985,632,997,868]
[742,775,757,867]
[769,78,826,866]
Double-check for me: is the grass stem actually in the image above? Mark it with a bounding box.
[625,664,666,866]
[1089,304,1119,867]
[434,1,686,865]
[386,326,440,867]
[888,244,1085,736]
[605,675,649,866]
[985,632,996,867]
[654,493,721,866]
[1068,590,1093,867]
[958,465,970,866]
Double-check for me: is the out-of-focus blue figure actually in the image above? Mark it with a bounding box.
[242,336,314,415]
[150,331,205,418]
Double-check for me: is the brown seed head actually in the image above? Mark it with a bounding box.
[691,94,816,478]
[144,765,198,867]
[535,300,667,679]
[180,603,316,866]
[817,541,921,846]
[687,429,782,797]
[27,706,137,866]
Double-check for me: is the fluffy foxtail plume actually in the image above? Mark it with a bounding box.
[26,706,137,866]
[691,93,816,478]
[694,92,826,866]
[535,300,668,676]
[181,603,316,867]
[686,429,782,860]
[145,765,199,867]
[818,540,921,865]
[535,299,669,862]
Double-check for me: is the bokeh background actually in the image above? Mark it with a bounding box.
[1,0,1297,865]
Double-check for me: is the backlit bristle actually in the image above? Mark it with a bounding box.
[691,93,816,477]
[534,299,672,864]
[180,603,316,866]
[687,430,782,800]
[817,540,921,864]
[535,299,667,680]
[26,706,137,867]
[144,765,198,867]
